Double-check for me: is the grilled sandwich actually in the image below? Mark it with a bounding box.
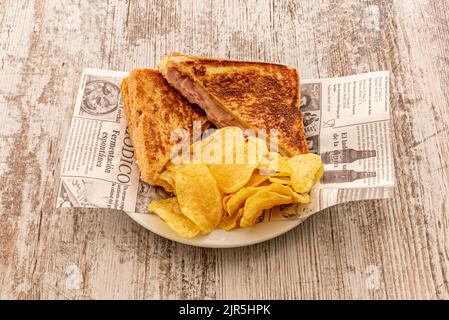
[158,52,308,156]
[121,68,208,186]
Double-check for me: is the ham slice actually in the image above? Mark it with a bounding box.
[166,67,243,128]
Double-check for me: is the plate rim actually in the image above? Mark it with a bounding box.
[125,211,303,248]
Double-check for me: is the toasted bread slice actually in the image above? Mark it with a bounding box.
[121,68,208,185]
[159,52,308,156]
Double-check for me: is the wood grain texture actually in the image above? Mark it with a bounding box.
[0,0,448,299]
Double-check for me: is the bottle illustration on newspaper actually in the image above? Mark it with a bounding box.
[319,148,378,184]
[321,148,377,164]
[321,170,377,184]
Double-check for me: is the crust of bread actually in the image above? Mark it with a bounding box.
[121,68,207,185]
[159,52,308,156]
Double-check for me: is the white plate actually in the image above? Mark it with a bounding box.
[126,212,303,248]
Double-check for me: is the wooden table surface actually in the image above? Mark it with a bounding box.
[1,0,449,300]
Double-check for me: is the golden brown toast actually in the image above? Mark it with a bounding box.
[121,68,208,185]
[159,52,308,156]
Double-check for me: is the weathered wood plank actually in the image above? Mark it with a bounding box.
[0,0,448,299]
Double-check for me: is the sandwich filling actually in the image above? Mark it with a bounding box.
[166,67,244,129]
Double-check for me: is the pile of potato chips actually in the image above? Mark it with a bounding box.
[149,127,324,238]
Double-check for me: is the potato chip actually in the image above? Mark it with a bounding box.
[200,127,245,164]
[288,154,324,193]
[268,176,292,186]
[240,191,294,227]
[183,128,237,164]
[208,163,258,194]
[269,172,290,177]
[295,192,310,203]
[222,194,233,213]
[226,186,263,216]
[264,183,310,203]
[245,171,270,187]
[157,169,176,193]
[196,128,252,194]
[258,152,291,175]
[181,127,257,193]
[258,180,273,187]
[156,179,174,193]
[175,163,222,233]
[165,160,185,172]
[190,131,214,163]
[224,127,247,164]
[275,155,291,174]
[219,208,244,231]
[148,198,201,238]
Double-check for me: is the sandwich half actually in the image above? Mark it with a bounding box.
[158,52,308,156]
[121,68,208,186]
